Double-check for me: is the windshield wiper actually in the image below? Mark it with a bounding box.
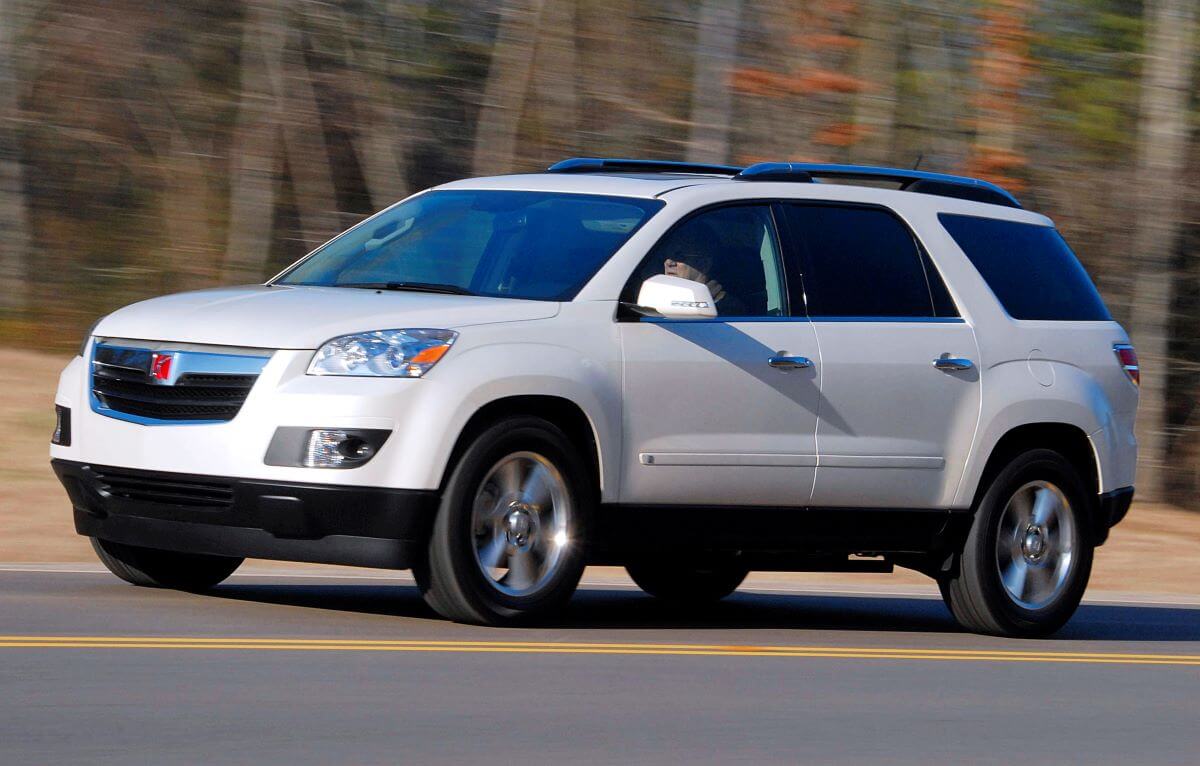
[333,281,473,295]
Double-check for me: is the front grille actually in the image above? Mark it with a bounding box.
[91,344,265,423]
[92,466,234,509]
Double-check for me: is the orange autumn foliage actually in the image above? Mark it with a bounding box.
[801,33,862,50]
[963,148,1029,191]
[794,68,868,95]
[732,67,867,97]
[812,122,870,147]
[730,67,796,97]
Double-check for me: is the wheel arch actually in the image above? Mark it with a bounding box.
[440,395,604,500]
[970,422,1099,502]
[966,421,1100,521]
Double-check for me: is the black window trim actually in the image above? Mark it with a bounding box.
[777,199,963,323]
[616,199,799,323]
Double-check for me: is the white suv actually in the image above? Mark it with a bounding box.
[50,159,1138,637]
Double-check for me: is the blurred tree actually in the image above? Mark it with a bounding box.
[1031,0,1142,303]
[732,1,867,162]
[686,0,743,164]
[965,0,1032,191]
[894,0,973,172]
[224,2,341,282]
[850,0,900,165]
[472,0,547,175]
[526,0,579,166]
[1129,0,1197,502]
[0,0,31,312]
[577,0,639,154]
[3,0,1200,511]
[223,0,288,283]
[336,0,424,212]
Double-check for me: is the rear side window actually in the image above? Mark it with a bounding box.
[783,204,956,318]
[939,213,1111,321]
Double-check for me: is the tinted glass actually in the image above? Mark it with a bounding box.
[784,204,951,317]
[277,190,663,301]
[939,214,1111,321]
[626,205,786,317]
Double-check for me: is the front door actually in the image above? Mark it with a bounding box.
[780,202,982,509]
[619,204,822,507]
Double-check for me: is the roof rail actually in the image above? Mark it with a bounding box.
[543,157,1023,208]
[546,157,742,176]
[736,162,1022,209]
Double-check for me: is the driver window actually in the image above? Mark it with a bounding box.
[626,204,786,317]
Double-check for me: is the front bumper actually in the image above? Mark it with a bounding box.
[53,459,439,569]
[51,350,459,491]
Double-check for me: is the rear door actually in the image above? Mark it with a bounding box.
[780,202,981,509]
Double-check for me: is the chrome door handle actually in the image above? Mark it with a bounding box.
[768,355,813,370]
[933,356,973,371]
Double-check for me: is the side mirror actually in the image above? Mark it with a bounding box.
[636,274,718,319]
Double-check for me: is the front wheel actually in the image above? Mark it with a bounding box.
[941,449,1094,637]
[90,537,242,591]
[416,416,593,625]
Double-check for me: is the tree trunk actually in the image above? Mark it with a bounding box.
[123,71,217,291]
[223,1,287,283]
[279,23,341,252]
[356,94,411,213]
[576,0,640,155]
[851,0,899,166]
[1129,0,1198,502]
[472,0,546,176]
[350,0,422,212]
[0,0,30,311]
[529,0,578,166]
[900,2,968,171]
[685,0,742,165]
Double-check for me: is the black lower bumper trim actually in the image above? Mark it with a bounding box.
[52,459,439,569]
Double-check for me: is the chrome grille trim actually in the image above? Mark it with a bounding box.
[90,342,271,425]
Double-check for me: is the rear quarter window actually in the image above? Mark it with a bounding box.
[938,213,1111,321]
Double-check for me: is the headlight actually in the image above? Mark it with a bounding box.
[307,329,458,377]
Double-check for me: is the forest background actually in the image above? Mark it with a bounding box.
[0,0,1197,507]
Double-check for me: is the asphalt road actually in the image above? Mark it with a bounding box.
[1,567,1198,765]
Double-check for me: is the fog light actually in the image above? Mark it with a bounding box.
[264,426,390,469]
[52,405,71,446]
[306,430,369,468]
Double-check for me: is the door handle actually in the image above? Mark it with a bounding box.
[933,356,973,371]
[768,355,813,370]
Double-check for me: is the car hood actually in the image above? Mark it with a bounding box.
[94,285,561,349]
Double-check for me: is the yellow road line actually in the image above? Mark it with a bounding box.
[0,636,1198,666]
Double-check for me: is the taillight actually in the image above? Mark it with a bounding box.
[1114,343,1139,386]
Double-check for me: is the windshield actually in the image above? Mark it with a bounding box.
[275,190,664,301]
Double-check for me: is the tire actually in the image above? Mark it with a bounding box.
[626,561,748,604]
[416,416,593,625]
[90,537,243,591]
[941,449,1094,637]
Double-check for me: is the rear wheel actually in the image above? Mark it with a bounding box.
[416,416,592,625]
[90,537,242,591]
[941,449,1093,637]
[626,561,748,604]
